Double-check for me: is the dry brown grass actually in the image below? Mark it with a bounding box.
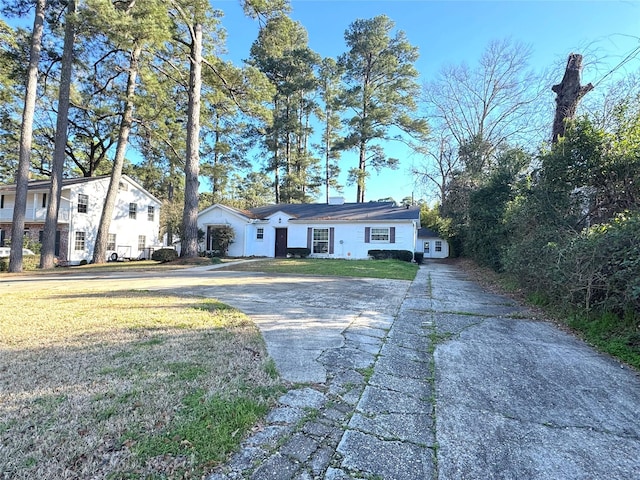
[0,282,283,479]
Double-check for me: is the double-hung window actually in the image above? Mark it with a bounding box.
[107,234,116,251]
[77,194,88,214]
[129,203,137,219]
[435,240,442,252]
[138,235,146,250]
[74,232,86,250]
[256,227,264,240]
[312,228,329,254]
[148,206,155,221]
[371,227,390,242]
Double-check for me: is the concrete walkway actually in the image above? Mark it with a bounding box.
[208,261,640,480]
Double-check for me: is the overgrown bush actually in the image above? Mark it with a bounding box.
[368,249,413,262]
[287,247,310,258]
[152,248,178,263]
[206,225,235,257]
[414,252,424,264]
[556,212,640,314]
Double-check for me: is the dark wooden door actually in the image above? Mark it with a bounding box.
[275,228,288,257]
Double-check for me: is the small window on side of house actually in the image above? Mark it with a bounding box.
[77,194,88,213]
[129,203,137,219]
[119,181,128,191]
[148,206,155,222]
[138,235,146,250]
[107,234,116,251]
[256,227,264,240]
[435,240,442,252]
[75,231,86,250]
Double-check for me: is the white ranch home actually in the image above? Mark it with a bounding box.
[198,199,426,259]
[0,175,162,265]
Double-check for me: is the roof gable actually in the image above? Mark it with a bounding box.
[199,203,253,222]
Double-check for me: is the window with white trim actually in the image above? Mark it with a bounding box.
[138,235,146,250]
[77,194,88,213]
[312,228,329,254]
[148,206,155,221]
[370,227,390,242]
[129,203,137,219]
[256,227,264,240]
[107,234,116,251]
[435,240,442,252]
[74,232,86,250]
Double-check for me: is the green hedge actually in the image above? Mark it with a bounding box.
[287,247,310,258]
[367,249,413,262]
[151,248,178,263]
[0,254,39,272]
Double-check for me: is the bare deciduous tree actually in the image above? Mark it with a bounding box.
[423,38,544,169]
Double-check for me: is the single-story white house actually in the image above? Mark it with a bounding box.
[197,198,423,259]
[418,227,450,259]
[0,175,162,265]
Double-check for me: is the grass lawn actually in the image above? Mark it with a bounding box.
[0,283,285,479]
[219,258,419,281]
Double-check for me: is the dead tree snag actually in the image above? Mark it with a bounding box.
[551,53,594,143]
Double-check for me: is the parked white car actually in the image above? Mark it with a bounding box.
[0,247,36,257]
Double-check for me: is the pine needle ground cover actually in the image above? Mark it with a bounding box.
[0,284,284,479]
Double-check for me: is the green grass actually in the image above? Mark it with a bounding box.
[131,390,272,477]
[0,281,284,479]
[568,312,640,369]
[221,258,418,281]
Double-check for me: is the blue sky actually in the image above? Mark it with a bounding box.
[215,0,640,203]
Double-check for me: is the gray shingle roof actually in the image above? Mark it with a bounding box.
[0,175,111,192]
[417,227,441,238]
[247,202,420,221]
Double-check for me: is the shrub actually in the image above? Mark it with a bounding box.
[414,252,424,264]
[367,249,413,262]
[0,254,39,272]
[287,247,310,258]
[206,225,235,257]
[152,248,179,263]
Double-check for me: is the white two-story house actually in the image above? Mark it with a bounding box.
[0,175,162,265]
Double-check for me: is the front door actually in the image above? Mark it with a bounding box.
[275,228,288,257]
[423,241,431,258]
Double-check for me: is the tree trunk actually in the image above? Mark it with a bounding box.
[325,107,331,204]
[41,0,76,269]
[181,21,202,258]
[551,53,594,143]
[357,141,366,203]
[92,44,142,264]
[9,0,46,273]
